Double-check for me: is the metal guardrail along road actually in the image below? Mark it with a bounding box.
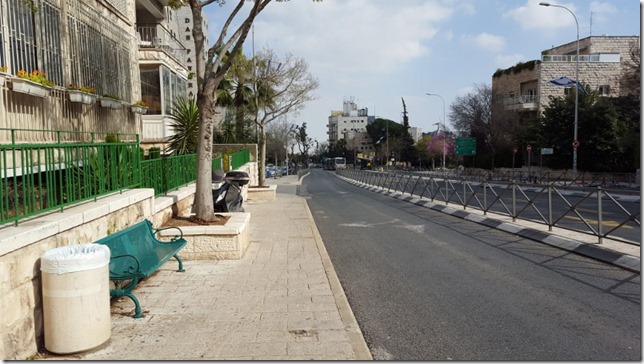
[338,169,641,246]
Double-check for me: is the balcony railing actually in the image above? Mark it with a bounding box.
[542,53,620,63]
[503,94,539,106]
[137,24,188,64]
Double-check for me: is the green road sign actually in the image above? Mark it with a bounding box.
[456,137,476,156]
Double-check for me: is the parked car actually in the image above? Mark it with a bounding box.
[265,164,276,178]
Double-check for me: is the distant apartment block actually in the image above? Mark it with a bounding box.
[327,98,376,156]
[408,127,423,143]
[492,35,639,124]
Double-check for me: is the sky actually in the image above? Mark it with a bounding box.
[203,0,641,144]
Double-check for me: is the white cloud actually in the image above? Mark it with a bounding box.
[463,32,506,52]
[495,54,526,69]
[589,1,618,24]
[252,0,454,77]
[456,86,475,96]
[503,0,579,31]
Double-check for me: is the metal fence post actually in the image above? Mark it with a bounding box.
[463,179,467,210]
[483,180,487,215]
[548,184,553,231]
[597,186,603,244]
[512,181,516,222]
[445,178,448,205]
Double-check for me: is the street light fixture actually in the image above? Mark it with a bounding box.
[540,1,580,178]
[426,92,446,169]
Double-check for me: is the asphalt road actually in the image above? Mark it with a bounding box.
[300,169,641,361]
[353,171,641,243]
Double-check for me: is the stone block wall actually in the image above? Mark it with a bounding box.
[0,160,258,360]
[0,189,154,360]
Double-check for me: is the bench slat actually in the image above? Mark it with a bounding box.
[94,219,186,318]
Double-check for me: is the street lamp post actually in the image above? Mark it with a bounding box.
[426,93,446,169]
[540,2,579,178]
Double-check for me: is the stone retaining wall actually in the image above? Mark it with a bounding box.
[0,161,258,360]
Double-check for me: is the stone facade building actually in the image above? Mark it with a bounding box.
[0,0,211,359]
[492,35,639,124]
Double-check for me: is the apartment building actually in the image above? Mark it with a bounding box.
[492,35,639,124]
[0,0,207,358]
[0,0,206,150]
[176,6,208,100]
[327,98,376,157]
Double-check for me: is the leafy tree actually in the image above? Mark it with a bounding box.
[166,98,200,155]
[451,83,516,168]
[170,0,319,222]
[623,40,640,99]
[520,88,635,172]
[366,118,406,165]
[415,135,431,168]
[215,50,255,142]
[294,122,312,167]
[252,49,318,186]
[213,109,237,144]
[399,97,419,166]
[426,132,456,167]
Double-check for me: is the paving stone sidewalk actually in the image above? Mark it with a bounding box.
[50,174,371,360]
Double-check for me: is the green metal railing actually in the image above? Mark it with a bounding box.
[140,154,224,197]
[0,129,140,226]
[1,128,250,225]
[229,149,250,170]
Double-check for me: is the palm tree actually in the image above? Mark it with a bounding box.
[166,97,200,155]
[215,50,255,142]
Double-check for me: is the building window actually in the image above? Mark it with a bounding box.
[140,67,162,115]
[598,85,610,96]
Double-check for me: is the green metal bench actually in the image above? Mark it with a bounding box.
[95,219,186,318]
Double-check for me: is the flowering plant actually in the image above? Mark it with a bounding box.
[0,66,7,73]
[134,100,149,107]
[17,69,55,87]
[67,84,96,94]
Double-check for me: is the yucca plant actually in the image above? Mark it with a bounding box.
[166,97,200,155]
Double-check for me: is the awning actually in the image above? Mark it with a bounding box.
[549,76,588,95]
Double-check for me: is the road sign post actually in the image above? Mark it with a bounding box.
[527,145,532,181]
[512,147,517,175]
[456,138,477,169]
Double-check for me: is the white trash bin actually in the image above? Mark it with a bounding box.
[41,243,111,354]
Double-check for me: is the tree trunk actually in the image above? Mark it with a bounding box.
[193,85,218,222]
[258,124,266,186]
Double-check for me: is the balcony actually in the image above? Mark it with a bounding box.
[503,94,539,111]
[136,0,165,20]
[542,53,620,63]
[137,24,188,65]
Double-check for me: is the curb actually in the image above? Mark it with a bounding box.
[336,175,640,273]
[302,191,373,360]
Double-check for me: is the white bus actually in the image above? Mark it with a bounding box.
[334,157,347,170]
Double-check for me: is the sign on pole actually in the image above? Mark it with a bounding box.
[541,148,554,155]
[456,137,476,157]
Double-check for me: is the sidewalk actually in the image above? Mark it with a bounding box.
[51,174,371,360]
[45,171,638,360]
